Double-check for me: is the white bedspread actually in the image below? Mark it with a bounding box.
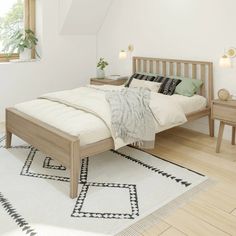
[170,94,207,114]
[14,85,187,149]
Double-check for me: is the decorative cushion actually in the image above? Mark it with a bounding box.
[158,77,182,95]
[172,76,203,97]
[130,79,162,92]
[153,76,167,83]
[125,73,156,87]
[136,72,160,77]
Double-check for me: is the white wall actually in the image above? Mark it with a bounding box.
[97,0,236,140]
[0,0,96,121]
[60,0,113,35]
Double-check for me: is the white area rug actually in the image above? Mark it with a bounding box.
[0,134,208,236]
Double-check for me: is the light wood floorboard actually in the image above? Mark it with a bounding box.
[160,227,186,236]
[158,208,229,236]
[232,209,236,217]
[183,199,236,235]
[138,222,170,236]
[1,123,236,235]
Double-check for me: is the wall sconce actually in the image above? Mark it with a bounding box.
[128,44,134,53]
[227,47,236,58]
[119,44,134,60]
[219,47,236,68]
[119,50,127,59]
[219,55,232,68]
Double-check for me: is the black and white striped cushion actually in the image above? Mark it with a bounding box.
[153,76,166,83]
[158,77,182,95]
[125,73,156,87]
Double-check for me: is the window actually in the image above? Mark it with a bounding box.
[0,0,35,62]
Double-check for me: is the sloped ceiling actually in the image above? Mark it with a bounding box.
[59,0,113,35]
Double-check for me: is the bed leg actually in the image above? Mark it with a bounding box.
[70,140,81,199]
[208,115,214,137]
[6,130,12,149]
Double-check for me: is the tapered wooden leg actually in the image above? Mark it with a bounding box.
[216,122,225,153]
[6,130,12,149]
[70,140,81,199]
[232,127,236,145]
[209,115,215,137]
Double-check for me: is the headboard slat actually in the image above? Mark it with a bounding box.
[162,62,167,76]
[156,61,160,74]
[177,63,181,76]
[137,59,141,72]
[192,64,197,79]
[169,62,174,76]
[133,58,137,74]
[143,60,147,73]
[200,64,206,97]
[132,57,213,106]
[149,60,154,73]
[184,63,189,77]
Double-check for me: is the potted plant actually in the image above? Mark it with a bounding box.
[97,58,109,79]
[3,29,39,61]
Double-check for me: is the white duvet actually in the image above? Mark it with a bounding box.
[14,85,187,149]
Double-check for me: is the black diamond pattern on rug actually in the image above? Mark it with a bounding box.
[1,134,199,221]
[19,146,140,219]
[43,157,67,171]
[71,183,139,219]
[20,147,89,183]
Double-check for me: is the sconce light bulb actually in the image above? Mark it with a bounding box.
[219,55,232,68]
[119,50,127,59]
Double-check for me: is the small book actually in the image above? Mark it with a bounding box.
[106,75,128,80]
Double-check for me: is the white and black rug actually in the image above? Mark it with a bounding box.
[0,134,208,236]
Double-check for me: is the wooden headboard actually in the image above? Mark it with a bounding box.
[132,57,213,106]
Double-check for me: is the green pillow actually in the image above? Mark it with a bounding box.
[172,76,203,97]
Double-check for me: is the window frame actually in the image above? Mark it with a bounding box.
[0,0,36,62]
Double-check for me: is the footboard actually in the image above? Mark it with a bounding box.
[6,108,81,198]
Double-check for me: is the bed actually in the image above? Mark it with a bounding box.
[5,57,214,199]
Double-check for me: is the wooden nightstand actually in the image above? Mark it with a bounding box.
[90,78,127,86]
[211,99,236,153]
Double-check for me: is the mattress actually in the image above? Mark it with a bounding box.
[14,94,207,146]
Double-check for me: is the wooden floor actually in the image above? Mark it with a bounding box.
[144,127,236,236]
[1,122,236,235]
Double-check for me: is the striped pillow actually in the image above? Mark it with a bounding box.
[158,77,182,95]
[153,76,166,83]
[125,73,156,87]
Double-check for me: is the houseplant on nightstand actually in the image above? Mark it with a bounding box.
[96,58,109,79]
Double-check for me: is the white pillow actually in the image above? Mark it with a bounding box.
[130,79,161,93]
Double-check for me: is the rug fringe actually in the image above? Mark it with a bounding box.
[116,179,216,236]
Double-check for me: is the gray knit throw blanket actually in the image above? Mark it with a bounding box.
[105,87,155,149]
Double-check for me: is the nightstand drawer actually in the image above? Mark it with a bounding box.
[90,78,127,86]
[212,104,236,123]
[90,81,105,85]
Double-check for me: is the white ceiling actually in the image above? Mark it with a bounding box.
[59,0,113,35]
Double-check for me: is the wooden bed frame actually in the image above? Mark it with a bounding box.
[5,57,214,199]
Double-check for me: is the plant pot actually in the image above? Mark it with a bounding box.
[96,69,105,79]
[19,48,32,61]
